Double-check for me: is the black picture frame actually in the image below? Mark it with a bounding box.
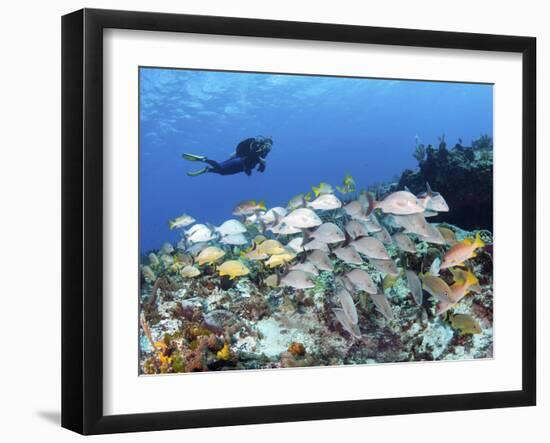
[62,8,536,435]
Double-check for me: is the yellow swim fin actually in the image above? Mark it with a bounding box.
[182,153,207,162]
[187,167,208,177]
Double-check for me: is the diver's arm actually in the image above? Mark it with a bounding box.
[257,158,266,172]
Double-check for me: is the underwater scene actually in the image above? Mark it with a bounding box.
[139,67,494,375]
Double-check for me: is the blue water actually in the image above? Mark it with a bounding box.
[140,67,493,253]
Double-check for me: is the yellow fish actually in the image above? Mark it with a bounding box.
[180,265,201,278]
[218,260,250,279]
[382,273,400,292]
[196,246,225,266]
[253,235,267,244]
[336,174,356,194]
[451,314,482,334]
[435,269,481,315]
[265,250,296,268]
[450,268,481,297]
[441,232,485,269]
[257,239,286,256]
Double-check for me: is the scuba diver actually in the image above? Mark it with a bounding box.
[182,136,273,177]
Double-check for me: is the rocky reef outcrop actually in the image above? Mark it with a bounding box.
[395,135,493,231]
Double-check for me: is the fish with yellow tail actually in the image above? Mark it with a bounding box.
[311,182,334,197]
[436,268,482,315]
[440,232,485,269]
[336,174,356,194]
[256,239,286,256]
[196,246,225,266]
[218,260,250,280]
[232,199,266,216]
[265,249,296,268]
[168,213,195,230]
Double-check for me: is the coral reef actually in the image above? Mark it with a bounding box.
[138,181,493,374]
[398,135,493,231]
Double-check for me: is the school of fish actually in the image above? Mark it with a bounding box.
[144,176,489,342]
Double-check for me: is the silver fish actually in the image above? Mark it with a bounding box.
[343,200,364,217]
[426,193,449,212]
[351,237,390,260]
[289,261,319,276]
[333,308,362,339]
[345,220,369,239]
[370,293,394,321]
[309,222,345,244]
[282,208,323,229]
[186,242,209,256]
[373,225,392,245]
[405,270,423,305]
[260,207,287,224]
[286,237,305,253]
[392,213,432,237]
[429,257,441,277]
[160,242,174,255]
[185,223,209,236]
[339,275,356,294]
[279,270,315,289]
[269,221,302,235]
[368,190,424,215]
[303,238,330,253]
[215,219,247,237]
[333,246,363,265]
[393,233,417,253]
[369,258,399,276]
[187,226,215,244]
[307,250,333,272]
[363,213,383,233]
[287,194,308,210]
[419,223,446,245]
[307,193,342,210]
[345,268,377,294]
[336,287,358,324]
[220,233,249,246]
[418,183,449,212]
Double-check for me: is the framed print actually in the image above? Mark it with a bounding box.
[61,8,536,435]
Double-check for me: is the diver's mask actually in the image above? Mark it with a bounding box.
[257,136,273,155]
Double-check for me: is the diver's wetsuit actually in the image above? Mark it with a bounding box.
[200,156,249,176]
[184,137,271,177]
